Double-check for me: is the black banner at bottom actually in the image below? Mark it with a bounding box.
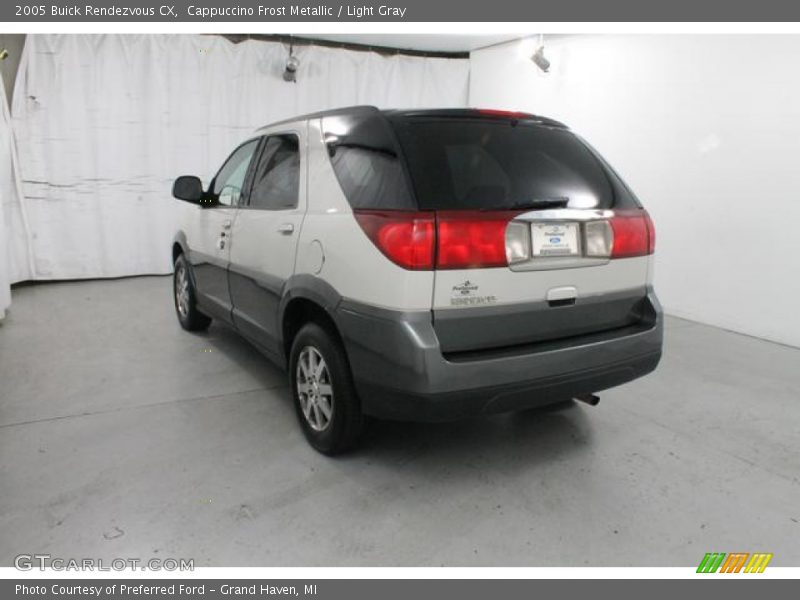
[4,579,796,600]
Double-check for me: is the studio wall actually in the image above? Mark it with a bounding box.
[11,34,469,281]
[470,35,800,348]
[1,75,33,319]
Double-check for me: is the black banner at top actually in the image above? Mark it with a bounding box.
[4,0,800,22]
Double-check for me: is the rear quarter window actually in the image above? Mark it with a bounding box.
[322,113,415,210]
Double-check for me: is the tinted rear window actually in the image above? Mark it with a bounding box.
[390,118,639,210]
[323,113,415,210]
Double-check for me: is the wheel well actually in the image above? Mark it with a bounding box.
[282,298,342,359]
[172,243,183,264]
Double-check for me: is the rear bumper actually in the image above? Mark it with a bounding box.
[334,289,663,422]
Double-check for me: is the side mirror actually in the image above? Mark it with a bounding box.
[172,176,204,203]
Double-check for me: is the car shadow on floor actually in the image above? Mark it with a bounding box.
[356,400,595,466]
[197,319,596,469]
[198,321,289,388]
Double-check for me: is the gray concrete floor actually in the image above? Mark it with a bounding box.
[0,276,798,567]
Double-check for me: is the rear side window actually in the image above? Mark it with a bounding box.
[390,118,640,211]
[323,113,415,210]
[249,134,300,210]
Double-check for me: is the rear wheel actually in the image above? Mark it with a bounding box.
[173,253,211,332]
[289,322,363,455]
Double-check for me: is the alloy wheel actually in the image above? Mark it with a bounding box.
[296,346,334,432]
[175,264,190,318]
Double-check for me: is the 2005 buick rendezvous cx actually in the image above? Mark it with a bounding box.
[170,107,663,454]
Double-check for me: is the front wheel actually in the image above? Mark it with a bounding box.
[289,323,364,455]
[173,254,211,332]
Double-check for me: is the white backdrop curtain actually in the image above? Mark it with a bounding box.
[11,34,469,279]
[1,75,33,318]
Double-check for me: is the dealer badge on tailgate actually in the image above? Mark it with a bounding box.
[450,280,497,306]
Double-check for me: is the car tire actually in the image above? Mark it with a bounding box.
[173,253,212,332]
[289,322,364,455]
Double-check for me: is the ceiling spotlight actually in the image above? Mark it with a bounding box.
[531,45,550,73]
[283,52,299,83]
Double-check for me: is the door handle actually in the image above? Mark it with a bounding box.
[278,223,295,235]
[222,220,232,230]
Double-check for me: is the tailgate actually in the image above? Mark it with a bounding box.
[432,209,654,354]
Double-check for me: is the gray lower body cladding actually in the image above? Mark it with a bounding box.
[334,289,663,421]
[433,287,650,354]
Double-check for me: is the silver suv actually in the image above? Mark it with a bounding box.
[171,107,663,454]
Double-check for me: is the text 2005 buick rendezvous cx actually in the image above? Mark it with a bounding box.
[170,107,663,454]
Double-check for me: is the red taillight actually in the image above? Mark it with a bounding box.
[609,210,655,258]
[354,209,520,270]
[353,210,435,270]
[436,211,518,269]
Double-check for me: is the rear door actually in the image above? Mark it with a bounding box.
[191,138,259,321]
[390,115,654,354]
[228,128,305,358]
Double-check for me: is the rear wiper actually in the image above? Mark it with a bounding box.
[508,198,570,210]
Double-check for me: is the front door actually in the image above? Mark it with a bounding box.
[190,138,259,321]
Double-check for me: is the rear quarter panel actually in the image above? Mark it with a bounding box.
[294,118,434,312]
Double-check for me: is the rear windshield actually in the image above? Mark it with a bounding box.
[389,118,640,211]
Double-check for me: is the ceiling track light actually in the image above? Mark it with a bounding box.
[530,35,550,73]
[283,43,299,83]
